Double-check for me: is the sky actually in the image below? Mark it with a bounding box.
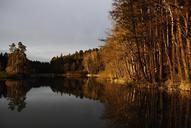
[0,0,112,61]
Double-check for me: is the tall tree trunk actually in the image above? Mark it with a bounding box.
[184,12,191,81]
[163,0,176,83]
[177,16,189,81]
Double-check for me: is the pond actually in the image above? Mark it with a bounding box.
[0,78,191,128]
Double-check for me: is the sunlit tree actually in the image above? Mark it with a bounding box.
[6,42,28,75]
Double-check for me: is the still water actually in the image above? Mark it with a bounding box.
[0,78,191,128]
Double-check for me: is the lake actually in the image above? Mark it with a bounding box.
[0,78,191,128]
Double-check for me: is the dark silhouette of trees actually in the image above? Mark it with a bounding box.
[0,52,8,71]
[50,50,84,73]
[28,61,53,74]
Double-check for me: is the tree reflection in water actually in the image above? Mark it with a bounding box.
[0,78,190,128]
[102,85,191,128]
[3,80,30,112]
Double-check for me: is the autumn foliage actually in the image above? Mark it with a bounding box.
[100,0,191,86]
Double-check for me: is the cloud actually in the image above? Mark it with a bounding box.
[0,0,112,61]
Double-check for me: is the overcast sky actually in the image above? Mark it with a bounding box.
[0,0,112,61]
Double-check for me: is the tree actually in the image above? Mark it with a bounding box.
[83,49,103,74]
[18,42,26,53]
[9,43,16,53]
[101,0,191,86]
[6,42,28,75]
[0,53,8,71]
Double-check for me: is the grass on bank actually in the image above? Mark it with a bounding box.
[179,81,191,91]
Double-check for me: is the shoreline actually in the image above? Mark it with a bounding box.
[0,73,190,92]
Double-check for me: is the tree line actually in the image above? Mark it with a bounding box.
[98,0,191,87]
[0,42,101,76]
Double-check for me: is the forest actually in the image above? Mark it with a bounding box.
[99,0,191,89]
[0,0,191,90]
[0,42,101,76]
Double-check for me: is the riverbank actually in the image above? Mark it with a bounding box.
[95,75,191,92]
[29,72,87,78]
[1,72,190,92]
[0,71,87,79]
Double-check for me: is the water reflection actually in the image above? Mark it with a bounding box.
[0,78,191,128]
[1,80,30,112]
[102,86,191,128]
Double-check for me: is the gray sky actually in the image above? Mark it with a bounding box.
[0,0,112,61]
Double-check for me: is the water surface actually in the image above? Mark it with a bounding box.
[0,78,191,128]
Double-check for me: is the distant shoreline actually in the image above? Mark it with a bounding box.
[1,72,191,93]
